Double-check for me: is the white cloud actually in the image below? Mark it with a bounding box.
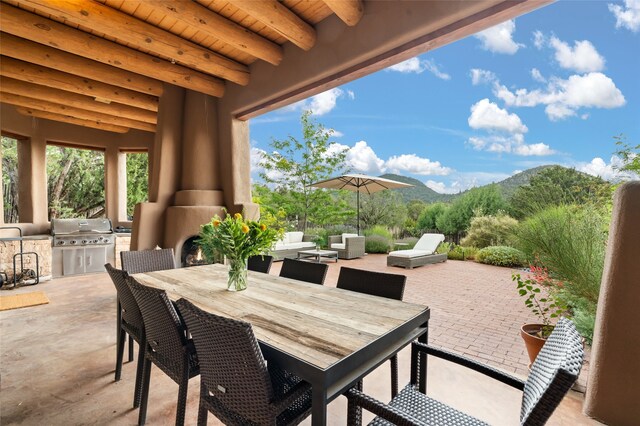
[609,0,640,32]
[345,141,386,175]
[387,58,451,80]
[577,155,640,181]
[468,99,528,133]
[549,37,605,72]
[307,88,344,115]
[467,135,555,156]
[533,30,546,49]
[426,171,512,194]
[347,90,355,100]
[250,147,266,172]
[470,69,497,85]
[474,20,524,54]
[494,72,626,121]
[513,142,555,156]
[328,128,344,137]
[385,154,452,176]
[531,68,546,82]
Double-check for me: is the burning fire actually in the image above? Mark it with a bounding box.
[195,247,203,261]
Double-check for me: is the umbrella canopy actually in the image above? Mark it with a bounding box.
[309,174,413,234]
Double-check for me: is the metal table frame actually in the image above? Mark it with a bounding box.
[297,249,339,263]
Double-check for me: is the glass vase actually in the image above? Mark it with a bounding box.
[227,258,248,292]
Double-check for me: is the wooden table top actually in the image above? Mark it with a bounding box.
[131,263,428,370]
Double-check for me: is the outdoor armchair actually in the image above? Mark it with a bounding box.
[328,233,366,259]
[121,248,176,274]
[345,317,584,425]
[175,298,313,425]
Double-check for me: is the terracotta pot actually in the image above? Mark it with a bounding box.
[520,323,549,367]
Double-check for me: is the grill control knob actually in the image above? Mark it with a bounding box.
[57,240,65,245]
[81,240,88,245]
[70,240,77,245]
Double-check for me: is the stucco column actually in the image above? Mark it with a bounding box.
[584,181,640,425]
[17,132,47,225]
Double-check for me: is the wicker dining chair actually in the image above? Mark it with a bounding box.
[121,248,176,274]
[346,317,584,426]
[126,276,199,426]
[174,298,313,426]
[337,267,407,399]
[248,254,274,274]
[279,258,328,285]
[104,263,146,408]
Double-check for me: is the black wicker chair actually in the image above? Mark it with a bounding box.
[248,254,274,274]
[175,298,313,426]
[337,267,406,399]
[279,258,328,285]
[126,277,199,426]
[121,248,176,274]
[104,263,146,408]
[346,317,584,426]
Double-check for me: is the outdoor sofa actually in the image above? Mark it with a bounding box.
[387,233,447,269]
[328,233,365,259]
[269,231,316,261]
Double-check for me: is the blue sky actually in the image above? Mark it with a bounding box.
[249,0,640,193]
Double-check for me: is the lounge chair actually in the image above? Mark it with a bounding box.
[328,233,365,259]
[387,233,446,269]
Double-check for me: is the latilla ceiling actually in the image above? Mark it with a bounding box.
[0,0,364,133]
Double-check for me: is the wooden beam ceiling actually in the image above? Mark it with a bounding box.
[323,0,364,26]
[16,0,250,86]
[227,0,317,51]
[0,92,156,132]
[0,77,156,124]
[0,0,363,133]
[135,0,283,66]
[15,107,130,133]
[0,56,158,112]
[1,4,226,97]
[1,33,163,97]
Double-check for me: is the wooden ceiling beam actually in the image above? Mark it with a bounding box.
[227,0,316,51]
[0,5,225,97]
[136,0,283,66]
[1,33,163,97]
[323,0,364,26]
[0,77,157,124]
[0,56,158,112]
[16,0,249,86]
[15,107,130,133]
[0,92,156,133]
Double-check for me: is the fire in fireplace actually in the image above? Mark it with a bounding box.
[181,236,208,267]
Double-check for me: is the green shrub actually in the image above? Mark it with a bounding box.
[461,213,518,248]
[440,244,479,261]
[515,204,608,343]
[394,237,418,249]
[365,235,391,253]
[364,225,393,240]
[476,246,526,267]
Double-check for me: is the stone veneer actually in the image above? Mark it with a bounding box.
[0,238,52,282]
[114,235,131,269]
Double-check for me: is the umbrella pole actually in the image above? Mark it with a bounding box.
[357,189,360,235]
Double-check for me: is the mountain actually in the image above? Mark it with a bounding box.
[379,173,455,203]
[490,165,557,199]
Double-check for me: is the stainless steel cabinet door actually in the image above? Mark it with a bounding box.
[84,247,107,273]
[62,248,85,276]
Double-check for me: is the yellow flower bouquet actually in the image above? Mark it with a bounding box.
[197,210,281,291]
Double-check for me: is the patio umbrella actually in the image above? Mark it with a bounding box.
[309,174,413,234]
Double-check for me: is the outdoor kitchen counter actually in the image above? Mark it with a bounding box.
[0,235,52,281]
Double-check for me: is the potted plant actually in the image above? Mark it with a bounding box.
[513,270,568,367]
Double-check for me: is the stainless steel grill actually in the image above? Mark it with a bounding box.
[51,218,115,277]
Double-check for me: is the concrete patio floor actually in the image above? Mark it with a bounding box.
[1,255,600,425]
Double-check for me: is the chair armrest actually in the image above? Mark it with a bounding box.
[346,388,422,426]
[345,236,365,249]
[412,342,525,390]
[302,234,318,243]
[328,235,342,245]
[272,379,313,413]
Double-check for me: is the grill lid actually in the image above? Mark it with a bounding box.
[51,218,113,235]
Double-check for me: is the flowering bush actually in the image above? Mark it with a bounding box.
[476,246,526,267]
[196,211,282,263]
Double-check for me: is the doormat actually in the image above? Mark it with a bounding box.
[0,291,50,311]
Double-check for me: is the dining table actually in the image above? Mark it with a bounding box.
[131,263,430,425]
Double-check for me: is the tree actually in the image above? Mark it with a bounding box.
[359,191,407,230]
[509,166,613,219]
[436,185,507,234]
[126,152,149,219]
[416,202,448,232]
[614,134,640,174]
[258,111,350,230]
[1,136,19,223]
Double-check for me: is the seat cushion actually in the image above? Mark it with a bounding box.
[370,384,487,426]
[288,232,304,243]
[413,234,445,253]
[330,243,346,250]
[388,249,431,258]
